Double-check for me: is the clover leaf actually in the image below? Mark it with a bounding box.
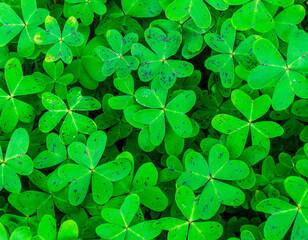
[0,58,45,133]
[96,29,139,79]
[132,27,194,89]
[165,0,211,29]
[155,185,223,240]
[256,176,308,239]
[42,60,74,99]
[132,77,196,146]
[33,133,67,169]
[205,19,259,88]
[34,214,79,240]
[108,75,135,110]
[5,226,32,240]
[34,16,84,64]
[1,192,39,234]
[150,19,211,59]
[0,128,33,193]
[212,89,284,158]
[38,87,101,145]
[112,160,169,212]
[177,144,249,219]
[0,0,49,57]
[64,0,107,26]
[32,133,70,193]
[22,170,76,217]
[248,30,308,110]
[95,94,132,146]
[95,1,144,38]
[96,194,161,239]
[273,5,306,43]
[228,0,293,33]
[58,131,132,205]
[121,0,162,18]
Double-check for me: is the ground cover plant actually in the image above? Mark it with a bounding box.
[0,0,308,239]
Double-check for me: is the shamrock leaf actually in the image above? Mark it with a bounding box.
[108,75,135,110]
[34,16,84,64]
[33,133,67,169]
[256,176,308,239]
[38,87,101,145]
[34,214,79,240]
[0,222,8,240]
[23,170,76,217]
[0,128,33,193]
[151,19,211,59]
[64,0,107,26]
[132,77,196,146]
[121,0,162,18]
[205,19,259,88]
[95,94,132,146]
[96,29,139,79]
[212,89,284,158]
[75,35,108,90]
[7,226,32,240]
[96,194,161,239]
[273,5,305,43]
[165,0,211,29]
[236,145,267,189]
[95,1,144,39]
[0,0,49,57]
[154,185,223,240]
[228,0,293,33]
[1,194,38,234]
[248,30,308,110]
[159,155,183,182]
[0,58,45,133]
[31,133,70,193]
[112,159,168,212]
[177,144,249,219]
[42,60,74,99]
[204,19,236,88]
[132,27,194,89]
[58,131,132,205]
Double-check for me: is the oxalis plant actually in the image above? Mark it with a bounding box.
[0,0,308,239]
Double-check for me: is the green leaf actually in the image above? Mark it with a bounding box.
[175,185,199,221]
[177,151,210,190]
[256,198,297,240]
[231,1,274,33]
[34,133,67,169]
[189,221,223,240]
[165,0,211,29]
[209,144,249,180]
[132,162,168,211]
[57,220,79,240]
[0,3,24,47]
[248,38,286,87]
[122,0,162,18]
[274,5,306,43]
[68,130,106,168]
[37,215,57,240]
[10,226,32,240]
[67,87,101,111]
[231,90,271,122]
[59,164,91,206]
[0,222,8,240]
[288,30,308,72]
[284,176,308,206]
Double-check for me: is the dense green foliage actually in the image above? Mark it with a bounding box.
[0,0,308,239]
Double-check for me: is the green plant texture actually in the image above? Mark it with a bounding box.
[0,0,308,239]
